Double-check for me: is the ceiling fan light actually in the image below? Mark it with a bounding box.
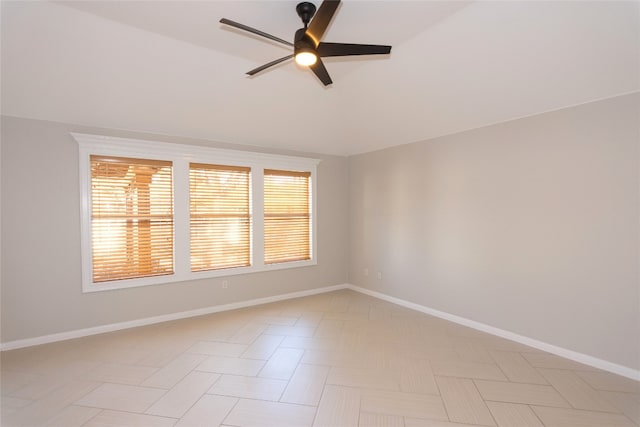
[295,51,317,66]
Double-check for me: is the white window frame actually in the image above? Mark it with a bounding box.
[75,133,320,293]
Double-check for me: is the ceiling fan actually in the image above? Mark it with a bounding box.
[220,0,392,86]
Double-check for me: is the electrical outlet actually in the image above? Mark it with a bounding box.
[377,272,382,280]
[222,280,229,289]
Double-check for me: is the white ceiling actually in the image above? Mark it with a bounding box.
[1,1,638,156]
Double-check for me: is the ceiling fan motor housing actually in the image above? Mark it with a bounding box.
[294,28,316,53]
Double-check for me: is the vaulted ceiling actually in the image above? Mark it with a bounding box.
[1,1,638,155]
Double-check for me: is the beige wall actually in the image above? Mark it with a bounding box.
[0,116,349,343]
[349,93,640,371]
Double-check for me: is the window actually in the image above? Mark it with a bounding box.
[90,156,174,282]
[190,164,251,272]
[264,169,311,264]
[75,133,319,292]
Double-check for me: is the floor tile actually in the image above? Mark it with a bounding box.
[301,348,361,367]
[187,341,248,357]
[455,342,495,364]
[397,357,439,395]
[146,371,219,418]
[241,334,284,360]
[576,370,640,393]
[141,353,207,389]
[196,355,265,376]
[280,364,330,406]
[521,353,599,371]
[224,398,316,426]
[135,339,195,368]
[190,321,243,343]
[294,312,324,328]
[86,346,151,366]
[359,411,405,427]
[598,390,640,425]
[415,346,460,361]
[83,409,177,427]
[259,348,304,380]
[43,405,101,427]
[255,315,300,326]
[1,395,32,415]
[3,380,101,427]
[474,379,570,407]
[323,311,369,322]
[74,383,166,413]
[328,365,400,391]
[538,368,620,412]
[8,364,97,400]
[435,376,495,426]
[8,377,70,402]
[84,362,158,385]
[431,359,507,381]
[405,419,486,427]
[314,319,344,338]
[532,405,637,427]
[281,336,336,351]
[404,417,490,427]
[174,394,237,427]
[208,374,287,401]
[228,323,267,344]
[13,360,99,385]
[313,385,361,427]
[486,401,544,427]
[489,350,548,384]
[470,336,539,353]
[264,325,316,337]
[0,370,44,396]
[328,296,351,313]
[361,389,448,421]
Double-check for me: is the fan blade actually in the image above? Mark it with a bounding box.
[318,42,391,57]
[247,55,294,76]
[220,18,293,47]
[309,58,333,86]
[306,0,340,46]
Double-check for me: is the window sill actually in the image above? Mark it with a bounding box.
[82,259,318,293]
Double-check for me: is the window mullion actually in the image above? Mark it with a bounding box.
[252,167,265,268]
[173,159,191,278]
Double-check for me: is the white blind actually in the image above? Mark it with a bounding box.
[189,163,251,271]
[264,169,311,264]
[90,155,174,282]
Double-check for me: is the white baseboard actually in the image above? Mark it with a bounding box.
[345,284,640,382]
[0,284,349,352]
[2,282,638,382]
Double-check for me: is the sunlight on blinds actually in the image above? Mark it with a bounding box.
[190,163,251,271]
[90,156,174,282]
[264,169,311,264]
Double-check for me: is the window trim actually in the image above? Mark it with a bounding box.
[75,133,320,293]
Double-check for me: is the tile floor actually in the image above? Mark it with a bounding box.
[1,289,638,426]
